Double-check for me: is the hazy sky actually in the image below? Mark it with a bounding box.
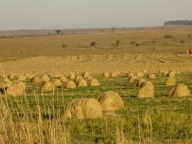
[1,0,191,30]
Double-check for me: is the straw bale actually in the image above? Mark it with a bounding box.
[64,98,103,119]
[31,77,42,83]
[77,79,87,87]
[58,76,68,82]
[82,72,90,78]
[128,76,137,83]
[5,81,26,96]
[162,71,169,77]
[62,81,76,89]
[41,74,49,82]
[140,81,154,89]
[146,74,156,79]
[41,81,55,91]
[102,72,110,78]
[87,79,100,86]
[137,85,154,98]
[135,72,144,77]
[168,84,191,97]
[165,77,176,86]
[98,91,124,111]
[68,73,76,80]
[53,79,62,87]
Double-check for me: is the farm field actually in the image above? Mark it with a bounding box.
[0,26,192,143]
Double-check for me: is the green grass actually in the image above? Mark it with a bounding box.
[0,73,192,143]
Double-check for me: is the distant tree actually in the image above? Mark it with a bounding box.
[55,30,61,35]
[111,28,115,33]
[112,40,120,50]
[90,42,96,47]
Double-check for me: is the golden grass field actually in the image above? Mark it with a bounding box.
[0,26,192,75]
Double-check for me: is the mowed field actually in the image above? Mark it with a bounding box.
[0,26,192,143]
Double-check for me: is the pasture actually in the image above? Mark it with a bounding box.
[0,26,192,143]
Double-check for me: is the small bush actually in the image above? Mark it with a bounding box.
[90,42,96,47]
[62,44,68,48]
[130,41,137,45]
[55,30,61,35]
[163,35,173,39]
[180,40,185,43]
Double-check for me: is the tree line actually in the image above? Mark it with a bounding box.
[164,20,192,26]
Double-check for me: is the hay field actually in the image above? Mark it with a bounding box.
[0,26,192,143]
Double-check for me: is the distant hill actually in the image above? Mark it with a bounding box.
[164,20,192,26]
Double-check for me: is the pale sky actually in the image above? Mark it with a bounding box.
[0,0,191,30]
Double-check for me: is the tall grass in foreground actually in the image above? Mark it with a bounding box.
[0,73,192,143]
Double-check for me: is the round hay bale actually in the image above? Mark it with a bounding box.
[41,81,55,91]
[3,78,12,87]
[53,79,62,87]
[12,80,26,89]
[165,77,176,86]
[142,70,148,74]
[136,79,146,87]
[17,74,26,81]
[7,73,16,79]
[137,85,154,98]
[102,72,110,78]
[68,73,76,80]
[41,74,49,82]
[82,72,90,78]
[135,72,144,77]
[128,76,137,83]
[58,76,68,82]
[87,79,100,86]
[74,75,84,84]
[77,79,87,87]
[146,74,156,79]
[62,81,76,89]
[162,71,169,77]
[31,77,42,83]
[168,84,191,97]
[110,72,118,77]
[5,81,26,96]
[98,91,124,111]
[127,72,134,77]
[167,71,176,77]
[24,73,31,79]
[53,73,63,78]
[133,78,142,86]
[158,70,163,75]
[64,98,103,119]
[28,74,36,79]
[140,81,154,89]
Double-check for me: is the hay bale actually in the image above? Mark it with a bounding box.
[128,76,137,83]
[28,74,36,79]
[133,78,144,86]
[77,79,87,87]
[140,81,154,89]
[87,79,100,86]
[102,72,110,78]
[62,81,76,89]
[68,73,76,80]
[137,85,154,98]
[82,72,90,78]
[31,77,42,83]
[165,77,176,86]
[58,76,68,82]
[41,81,55,91]
[110,72,118,77]
[7,73,16,79]
[135,72,144,77]
[127,72,134,77]
[167,71,176,77]
[146,74,156,79]
[41,74,49,82]
[74,75,84,84]
[64,98,103,119]
[168,84,191,97]
[5,81,26,96]
[142,70,148,74]
[162,71,169,77]
[158,70,163,75]
[98,91,124,111]
[53,79,62,87]
[137,79,146,87]
[16,74,26,81]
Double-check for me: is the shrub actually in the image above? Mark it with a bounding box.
[62,44,68,48]
[55,30,61,35]
[90,42,96,47]
[163,35,173,39]
[180,40,185,43]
